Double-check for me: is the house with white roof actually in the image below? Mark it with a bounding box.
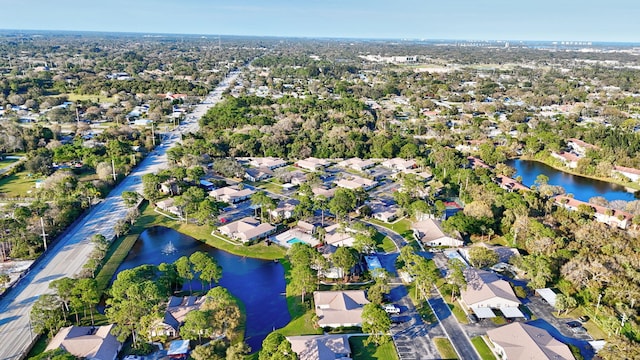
[218,217,276,243]
[46,325,123,360]
[297,157,331,171]
[323,224,357,247]
[209,186,254,203]
[412,218,463,247]
[287,335,352,360]
[337,157,376,172]
[314,290,369,328]
[381,158,417,171]
[487,322,575,360]
[244,167,273,182]
[249,157,287,170]
[335,175,377,191]
[460,268,523,319]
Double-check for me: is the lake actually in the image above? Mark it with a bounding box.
[113,226,290,351]
[506,159,636,203]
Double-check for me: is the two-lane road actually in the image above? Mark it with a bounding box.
[0,70,240,360]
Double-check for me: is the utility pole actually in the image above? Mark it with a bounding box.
[76,106,80,128]
[111,158,117,181]
[40,217,48,251]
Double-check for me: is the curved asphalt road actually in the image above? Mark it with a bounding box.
[0,71,240,360]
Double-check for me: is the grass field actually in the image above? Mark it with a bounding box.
[349,336,398,360]
[0,171,39,197]
[65,93,117,104]
[434,337,459,359]
[0,158,18,169]
[471,336,496,360]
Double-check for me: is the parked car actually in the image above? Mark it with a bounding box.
[467,314,479,323]
[578,315,590,323]
[566,321,582,328]
[384,304,401,314]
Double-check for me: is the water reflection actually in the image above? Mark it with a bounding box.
[507,159,635,202]
[114,226,290,351]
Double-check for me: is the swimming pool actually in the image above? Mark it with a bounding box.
[286,237,305,245]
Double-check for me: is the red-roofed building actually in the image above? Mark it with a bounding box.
[496,175,529,192]
[612,165,640,182]
[554,195,633,229]
[551,152,580,168]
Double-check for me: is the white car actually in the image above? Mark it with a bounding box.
[384,304,401,314]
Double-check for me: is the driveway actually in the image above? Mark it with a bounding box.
[389,284,444,360]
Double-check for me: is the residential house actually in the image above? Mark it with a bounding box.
[312,186,336,199]
[289,170,308,186]
[337,157,376,172]
[160,179,181,195]
[496,175,529,192]
[209,186,254,204]
[550,152,579,169]
[487,322,575,360]
[249,157,287,170]
[365,200,399,223]
[296,220,316,234]
[151,296,206,338]
[467,156,491,170]
[45,325,122,360]
[554,195,632,229]
[314,290,369,328]
[270,198,300,220]
[287,335,352,360]
[244,167,273,182]
[412,219,463,247]
[297,157,331,171]
[323,224,356,247]
[567,138,599,157]
[335,175,377,191]
[460,269,524,319]
[612,165,640,182]
[218,217,276,243]
[155,198,182,217]
[381,158,417,171]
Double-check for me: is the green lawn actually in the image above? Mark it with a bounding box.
[138,202,286,260]
[65,93,117,104]
[372,231,398,253]
[471,336,496,360]
[277,260,323,336]
[349,336,399,360]
[434,337,458,359]
[0,158,18,169]
[0,171,39,197]
[448,300,469,324]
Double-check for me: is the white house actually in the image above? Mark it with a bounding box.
[550,152,579,169]
[411,218,463,247]
[218,217,276,243]
[460,269,523,319]
[612,165,640,182]
[335,175,377,191]
[381,158,416,171]
[46,325,123,360]
[337,157,376,172]
[487,322,575,360]
[314,290,369,328]
[249,157,287,170]
[554,195,632,229]
[269,198,300,220]
[209,186,254,203]
[297,157,331,171]
[245,167,273,182]
[287,335,352,360]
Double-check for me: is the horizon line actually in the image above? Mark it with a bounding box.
[1,28,639,46]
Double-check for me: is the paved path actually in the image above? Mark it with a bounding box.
[428,290,481,360]
[0,71,240,360]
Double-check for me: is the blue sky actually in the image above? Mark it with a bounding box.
[3,0,639,42]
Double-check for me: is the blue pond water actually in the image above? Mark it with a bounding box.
[507,159,635,203]
[113,226,290,351]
